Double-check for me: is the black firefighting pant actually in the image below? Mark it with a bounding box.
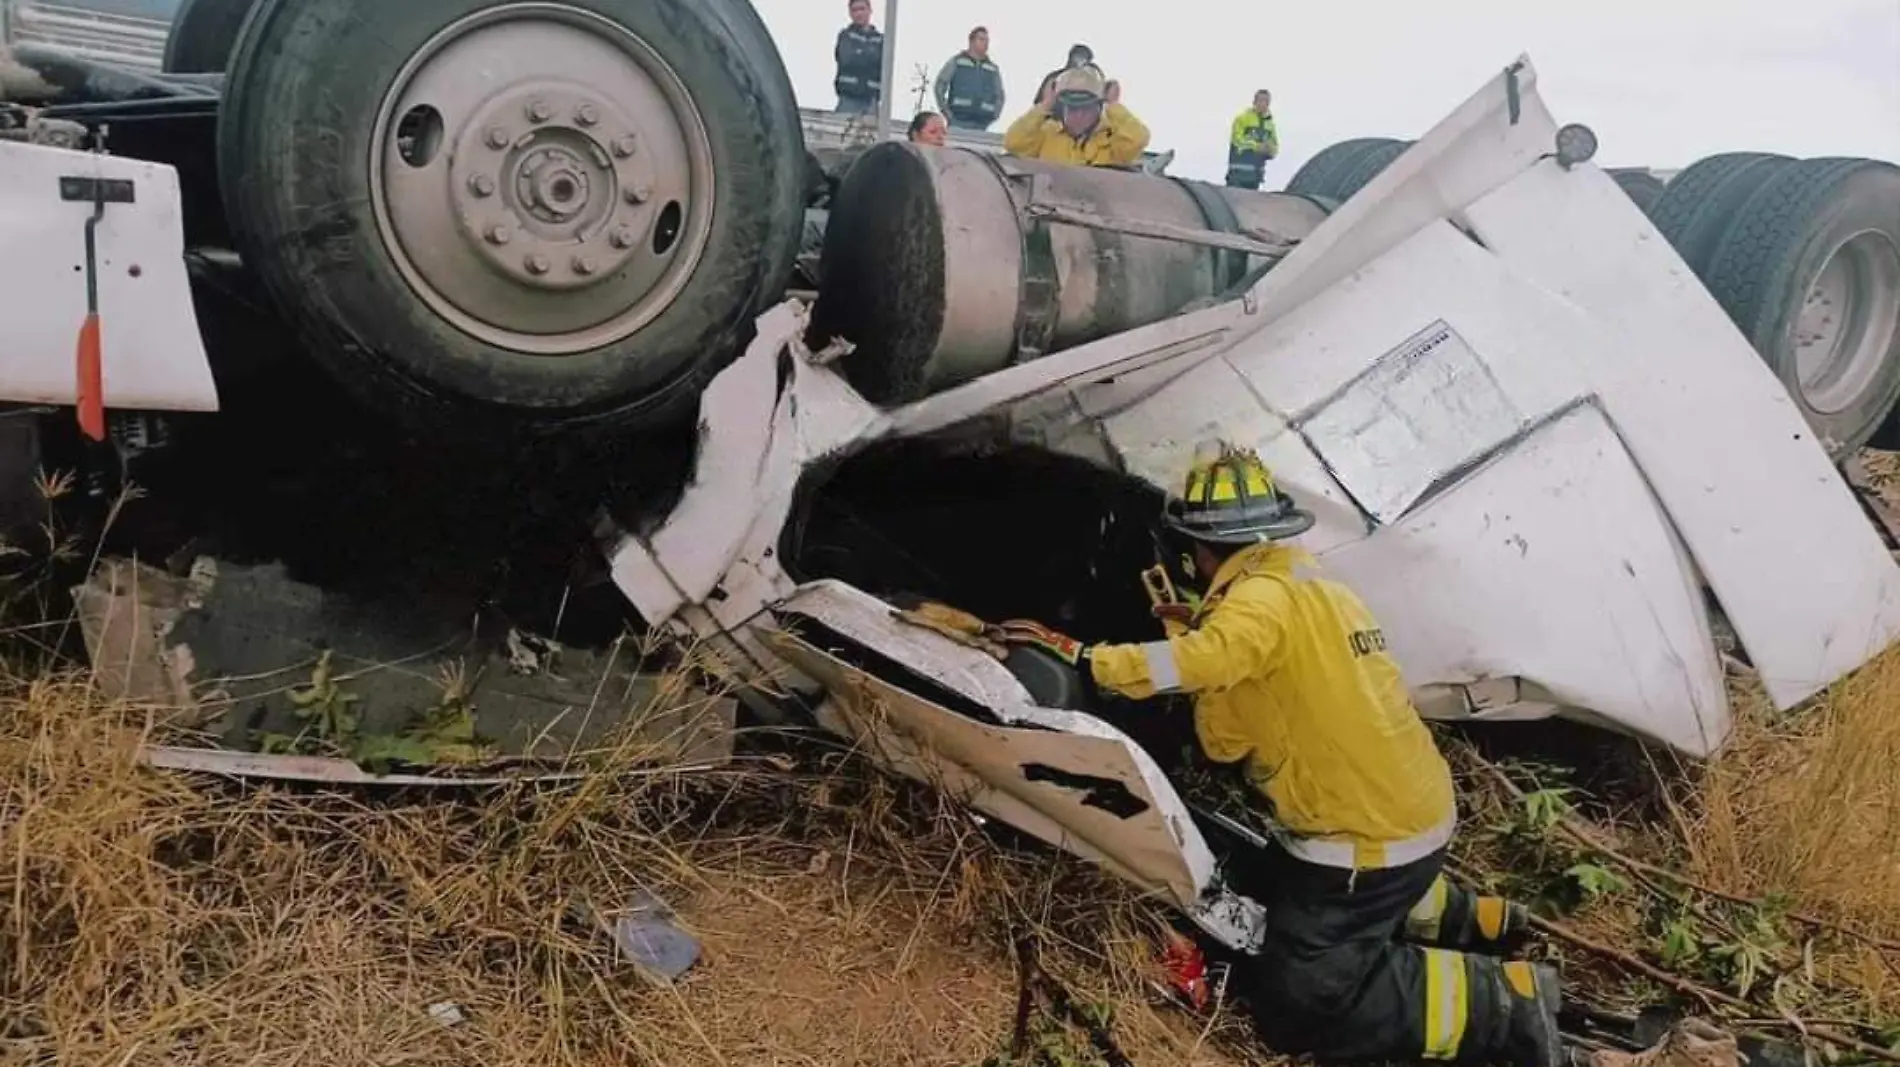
[1231,843,1531,1064]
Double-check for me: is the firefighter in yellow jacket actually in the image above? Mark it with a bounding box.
[1003,65,1150,168]
[997,442,1565,1067]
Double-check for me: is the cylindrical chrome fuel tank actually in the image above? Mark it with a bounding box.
[809,143,1332,405]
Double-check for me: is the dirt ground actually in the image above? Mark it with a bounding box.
[0,670,1260,1067]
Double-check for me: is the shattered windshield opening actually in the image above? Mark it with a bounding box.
[781,436,1216,758]
[783,439,1166,645]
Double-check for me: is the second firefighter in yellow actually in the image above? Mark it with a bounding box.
[1003,64,1150,168]
[996,442,1566,1067]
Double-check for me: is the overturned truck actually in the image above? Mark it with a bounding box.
[4,0,1900,959]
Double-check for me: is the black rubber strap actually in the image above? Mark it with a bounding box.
[980,154,1063,364]
[1172,176,1250,290]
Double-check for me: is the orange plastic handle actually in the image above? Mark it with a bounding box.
[76,312,105,441]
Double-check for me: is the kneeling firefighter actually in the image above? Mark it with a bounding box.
[995,442,1564,1067]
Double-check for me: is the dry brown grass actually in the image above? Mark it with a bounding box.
[0,667,1260,1067]
[1447,646,1900,1037]
[1689,650,1900,941]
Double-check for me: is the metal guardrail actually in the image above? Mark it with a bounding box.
[3,0,170,72]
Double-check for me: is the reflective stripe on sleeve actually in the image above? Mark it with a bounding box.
[1139,640,1182,693]
[1406,875,1451,943]
[1421,948,1470,1060]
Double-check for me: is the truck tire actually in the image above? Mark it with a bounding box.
[161,0,257,73]
[1285,138,1402,200]
[1648,152,1793,276]
[1701,158,1900,456]
[1607,168,1666,215]
[217,0,805,439]
[1330,139,1414,203]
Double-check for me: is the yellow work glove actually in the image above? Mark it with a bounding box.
[906,601,993,637]
[995,619,1087,667]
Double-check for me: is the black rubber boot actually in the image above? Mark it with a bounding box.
[1502,962,1566,1067]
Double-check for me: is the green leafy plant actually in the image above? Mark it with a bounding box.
[288,649,361,746]
[1658,912,1703,969]
[1518,787,1576,836]
[350,662,493,773]
[1564,861,1628,900]
[1708,904,1787,999]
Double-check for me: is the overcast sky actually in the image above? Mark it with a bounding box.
[753,0,1900,188]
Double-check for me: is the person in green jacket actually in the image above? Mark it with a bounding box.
[1227,90,1280,190]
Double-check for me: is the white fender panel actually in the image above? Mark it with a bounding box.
[1460,161,1900,711]
[1321,403,1726,755]
[0,141,217,412]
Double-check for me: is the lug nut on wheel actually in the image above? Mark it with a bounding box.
[609,226,635,249]
[485,125,511,149]
[485,223,513,244]
[624,184,651,204]
[525,253,550,275]
[576,103,599,126]
[573,256,597,275]
[611,135,637,159]
[468,174,496,197]
[527,98,552,122]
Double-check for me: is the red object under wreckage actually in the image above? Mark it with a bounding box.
[1161,931,1211,1011]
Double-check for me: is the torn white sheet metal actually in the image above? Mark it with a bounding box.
[1099,168,1900,730]
[140,743,734,787]
[1319,403,1726,754]
[0,140,218,411]
[610,300,877,627]
[765,581,1264,951]
[139,745,596,786]
[1457,161,1900,711]
[611,56,1900,929]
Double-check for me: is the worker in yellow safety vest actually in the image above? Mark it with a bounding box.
[1227,90,1280,190]
[1003,65,1150,169]
[995,441,1566,1067]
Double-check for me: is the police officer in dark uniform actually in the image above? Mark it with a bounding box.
[832,0,884,115]
[934,26,1006,131]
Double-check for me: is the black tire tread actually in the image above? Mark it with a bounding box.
[1648,152,1791,275]
[1702,158,1876,336]
[1330,139,1413,203]
[1703,157,1900,455]
[162,0,258,73]
[1286,137,1400,199]
[1607,168,1666,215]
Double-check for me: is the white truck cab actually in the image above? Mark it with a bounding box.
[606,60,1900,951]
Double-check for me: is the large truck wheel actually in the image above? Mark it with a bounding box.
[1649,152,1793,276]
[1285,138,1402,199]
[1330,139,1414,203]
[1607,168,1666,216]
[217,0,805,438]
[1702,158,1900,457]
[162,0,257,73]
